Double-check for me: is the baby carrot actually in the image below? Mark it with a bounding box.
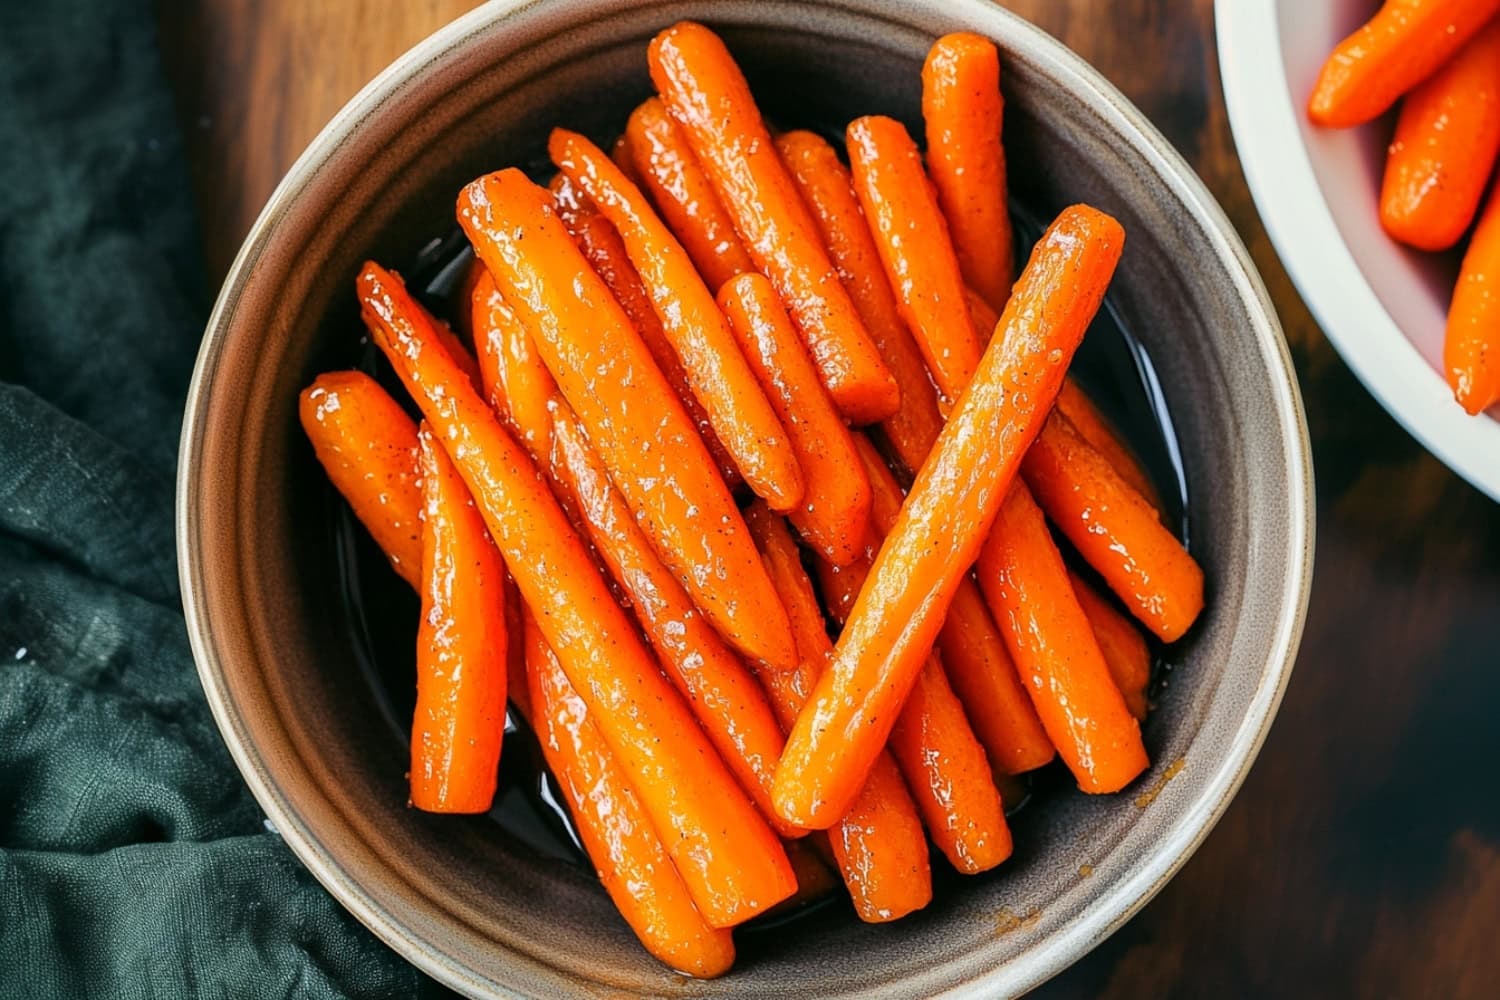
[609,135,643,186]
[1071,570,1151,721]
[299,371,423,588]
[1307,0,1500,129]
[1053,377,1163,511]
[471,270,557,458]
[649,21,900,424]
[549,129,803,511]
[964,283,1000,341]
[1446,181,1500,414]
[1380,19,1500,251]
[410,425,508,813]
[359,261,795,925]
[848,114,984,409]
[627,97,756,291]
[522,614,737,977]
[977,482,1149,794]
[771,205,1123,828]
[1022,411,1203,642]
[459,168,798,670]
[923,32,1014,310]
[451,256,486,339]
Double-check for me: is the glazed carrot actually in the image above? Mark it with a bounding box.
[648,21,900,424]
[299,370,423,588]
[1053,377,1163,511]
[522,614,737,977]
[609,135,643,187]
[359,261,795,925]
[1071,570,1151,721]
[502,572,529,722]
[459,169,798,670]
[775,130,947,478]
[549,129,803,511]
[1446,181,1500,414]
[923,32,1014,310]
[1380,19,1500,250]
[718,273,871,565]
[964,283,1000,341]
[433,323,484,392]
[1307,0,1500,129]
[627,97,756,291]
[471,270,557,458]
[1022,411,1203,642]
[977,482,1148,794]
[452,255,487,339]
[772,205,1123,827]
[410,425,508,813]
[847,114,984,409]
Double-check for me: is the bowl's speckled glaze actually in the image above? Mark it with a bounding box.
[177,1,1314,996]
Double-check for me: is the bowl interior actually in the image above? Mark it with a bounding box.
[180,1,1309,996]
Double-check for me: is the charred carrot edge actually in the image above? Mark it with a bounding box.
[410,425,508,813]
[1022,411,1203,642]
[744,501,933,921]
[772,205,1124,827]
[359,261,795,926]
[522,614,737,977]
[1446,180,1500,415]
[1053,377,1163,511]
[549,129,804,511]
[299,371,423,588]
[718,273,871,564]
[627,97,757,291]
[923,32,1015,310]
[978,482,1149,794]
[649,21,900,424]
[1308,0,1500,129]
[459,168,798,671]
[472,269,558,459]
[1070,570,1151,722]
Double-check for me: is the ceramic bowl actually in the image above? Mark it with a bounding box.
[178,0,1313,995]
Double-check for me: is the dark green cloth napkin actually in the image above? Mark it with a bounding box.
[0,3,443,996]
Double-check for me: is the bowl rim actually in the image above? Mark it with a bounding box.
[177,1,1314,995]
[1215,0,1500,503]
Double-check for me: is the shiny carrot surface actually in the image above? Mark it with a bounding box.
[1053,377,1163,511]
[1071,570,1152,721]
[471,270,557,459]
[1446,181,1500,415]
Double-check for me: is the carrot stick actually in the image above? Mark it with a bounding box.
[452,256,487,340]
[1070,570,1151,721]
[1022,411,1203,642]
[359,261,795,925]
[458,168,798,670]
[1053,378,1163,511]
[775,129,947,478]
[649,21,900,424]
[923,32,1014,311]
[299,371,423,588]
[410,424,508,813]
[977,482,1149,794]
[847,114,984,410]
[1307,0,1500,129]
[771,205,1124,827]
[964,283,1000,341]
[1447,181,1500,414]
[718,273,871,565]
[549,129,803,511]
[434,324,483,392]
[522,614,737,977]
[471,269,558,458]
[626,97,756,291]
[609,135,643,187]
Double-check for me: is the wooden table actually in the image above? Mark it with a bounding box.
[159,2,1500,995]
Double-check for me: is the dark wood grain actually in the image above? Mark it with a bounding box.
[158,2,1500,996]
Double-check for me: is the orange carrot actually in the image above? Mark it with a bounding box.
[433,323,483,392]
[1053,377,1163,510]
[1446,180,1500,414]
[1071,570,1152,721]
[1307,0,1500,129]
[772,205,1123,827]
[847,114,984,409]
[923,32,1014,310]
[410,424,508,813]
[977,482,1149,794]
[359,261,795,925]
[452,256,487,339]
[627,97,756,291]
[522,614,737,976]
[549,129,803,511]
[1022,411,1203,642]
[458,168,798,670]
[471,270,558,458]
[299,370,423,588]
[964,283,1000,341]
[609,135,643,186]
[649,21,900,424]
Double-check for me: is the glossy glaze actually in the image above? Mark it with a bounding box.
[1070,571,1152,722]
[1054,377,1162,508]
[471,271,557,458]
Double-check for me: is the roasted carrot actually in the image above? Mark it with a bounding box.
[459,169,798,670]
[977,482,1149,794]
[522,614,737,977]
[964,283,1000,341]
[772,205,1123,827]
[1071,570,1151,721]
[609,134,643,186]
[648,21,900,424]
[1307,0,1500,129]
[847,114,984,409]
[923,32,1014,310]
[410,424,508,813]
[452,255,487,339]
[627,97,756,291]
[299,370,423,588]
[1053,377,1163,511]
[434,323,484,392]
[359,261,795,925]
[471,270,558,458]
[549,129,803,511]
[1446,181,1500,414]
[1022,411,1203,642]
